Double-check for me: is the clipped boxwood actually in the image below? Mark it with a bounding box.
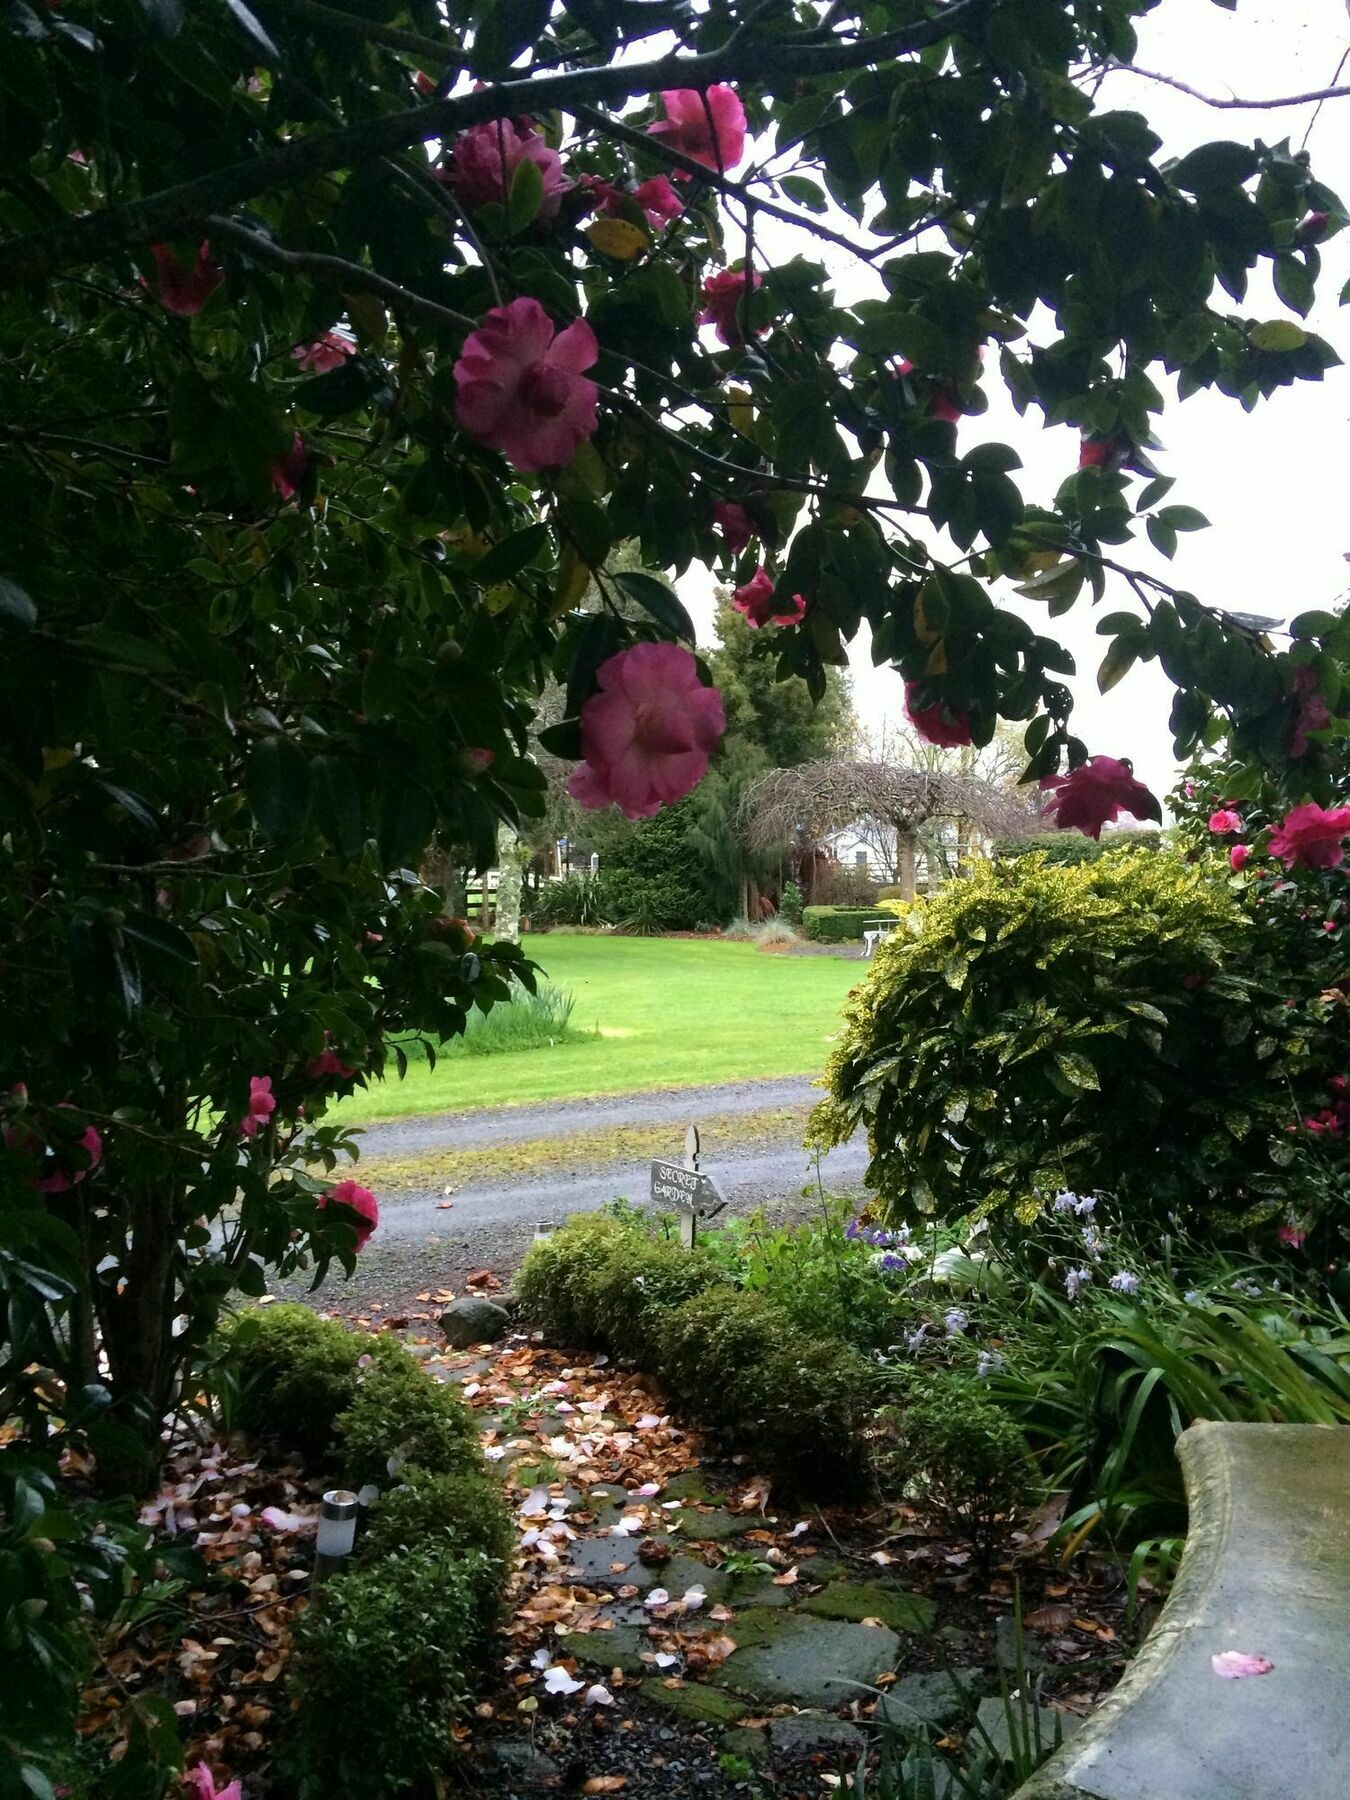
[992,830,1161,866]
[214,1304,511,1800]
[284,1542,496,1799]
[802,904,892,944]
[518,1216,870,1495]
[515,1210,720,1354]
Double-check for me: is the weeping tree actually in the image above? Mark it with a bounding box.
[745,759,1038,900]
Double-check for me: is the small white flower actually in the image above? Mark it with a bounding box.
[904,1326,928,1352]
[1109,1270,1141,1295]
[681,1584,706,1610]
[943,1308,969,1337]
[531,1646,552,1670]
[636,1482,661,1497]
[654,1651,679,1669]
[1064,1266,1093,1300]
[976,1351,1004,1378]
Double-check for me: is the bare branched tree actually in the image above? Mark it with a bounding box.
[743,758,1039,900]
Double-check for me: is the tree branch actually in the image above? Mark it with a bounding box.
[0,0,987,288]
[1109,61,1350,111]
[204,215,478,331]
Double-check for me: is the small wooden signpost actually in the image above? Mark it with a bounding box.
[650,1124,727,1249]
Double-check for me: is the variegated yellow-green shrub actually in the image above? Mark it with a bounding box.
[808,850,1321,1238]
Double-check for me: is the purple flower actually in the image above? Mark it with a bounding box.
[1064,1265,1093,1300]
[943,1308,969,1337]
[1109,1270,1140,1295]
[845,1218,863,1240]
[976,1350,1004,1378]
[904,1325,928,1352]
[1053,1190,1097,1217]
[875,1251,908,1273]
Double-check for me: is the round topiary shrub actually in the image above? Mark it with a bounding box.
[335,1344,481,1492]
[223,1303,365,1461]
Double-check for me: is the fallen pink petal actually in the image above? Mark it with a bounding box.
[1211,1651,1274,1679]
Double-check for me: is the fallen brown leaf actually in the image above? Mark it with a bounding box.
[583,1779,627,1794]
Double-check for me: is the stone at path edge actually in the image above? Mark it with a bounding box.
[439,1296,511,1347]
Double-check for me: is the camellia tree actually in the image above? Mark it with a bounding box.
[3,0,1350,1783]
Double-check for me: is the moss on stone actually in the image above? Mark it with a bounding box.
[800,1580,936,1633]
[640,1678,748,1726]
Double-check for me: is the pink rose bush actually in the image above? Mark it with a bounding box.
[647,85,746,175]
[713,500,756,555]
[454,298,599,472]
[568,642,725,819]
[904,680,973,748]
[292,331,354,373]
[731,567,804,628]
[238,1076,275,1140]
[318,1178,379,1249]
[586,175,684,230]
[1229,843,1251,872]
[1267,801,1350,870]
[147,241,222,315]
[1040,756,1160,840]
[441,119,571,221]
[1208,808,1243,834]
[699,268,764,347]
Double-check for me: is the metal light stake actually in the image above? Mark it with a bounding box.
[314,1488,359,1584]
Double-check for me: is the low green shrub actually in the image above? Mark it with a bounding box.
[656,1285,871,1493]
[597,801,713,932]
[335,1347,480,1492]
[527,871,607,929]
[880,1370,1033,1560]
[224,1303,365,1461]
[361,1467,514,1598]
[779,880,805,926]
[802,903,892,943]
[284,1541,495,1798]
[992,831,1162,865]
[515,1209,720,1352]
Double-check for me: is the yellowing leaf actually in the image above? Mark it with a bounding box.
[584,219,649,262]
[728,386,755,435]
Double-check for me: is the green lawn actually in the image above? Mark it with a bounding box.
[336,935,864,1123]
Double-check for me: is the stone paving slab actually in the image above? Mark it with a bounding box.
[706,1606,901,1709]
[800,1579,937,1634]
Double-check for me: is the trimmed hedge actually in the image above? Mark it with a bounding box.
[216,1305,510,1799]
[992,830,1162,866]
[516,1215,870,1494]
[802,903,900,943]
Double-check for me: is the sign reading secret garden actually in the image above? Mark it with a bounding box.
[651,1125,728,1248]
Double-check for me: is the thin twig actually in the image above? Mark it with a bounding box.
[1109,61,1350,110]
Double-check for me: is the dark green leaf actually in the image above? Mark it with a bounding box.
[613,570,696,642]
[246,736,312,841]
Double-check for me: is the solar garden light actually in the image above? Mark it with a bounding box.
[534,1220,557,1243]
[314,1489,359,1583]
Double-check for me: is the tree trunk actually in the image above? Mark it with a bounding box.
[897,830,917,901]
[494,824,527,944]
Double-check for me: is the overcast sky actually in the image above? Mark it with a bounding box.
[677,0,1350,801]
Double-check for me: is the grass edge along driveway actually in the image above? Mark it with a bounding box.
[335,934,863,1123]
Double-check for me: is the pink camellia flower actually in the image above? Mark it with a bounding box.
[1278,1222,1308,1249]
[238,1076,276,1140]
[454,297,599,473]
[305,1034,357,1081]
[1297,210,1331,244]
[1267,801,1350,870]
[319,1178,379,1249]
[185,1762,243,1800]
[414,68,436,97]
[630,176,685,228]
[713,500,755,555]
[647,85,746,175]
[895,360,964,425]
[270,431,310,501]
[1290,665,1332,758]
[461,746,495,774]
[147,241,222,315]
[33,1107,103,1195]
[292,331,354,373]
[1210,1651,1274,1680]
[904,680,973,748]
[731,567,804,629]
[441,119,571,221]
[1230,843,1251,873]
[1039,756,1161,841]
[699,268,764,347]
[568,642,726,820]
[1208,808,1242,834]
